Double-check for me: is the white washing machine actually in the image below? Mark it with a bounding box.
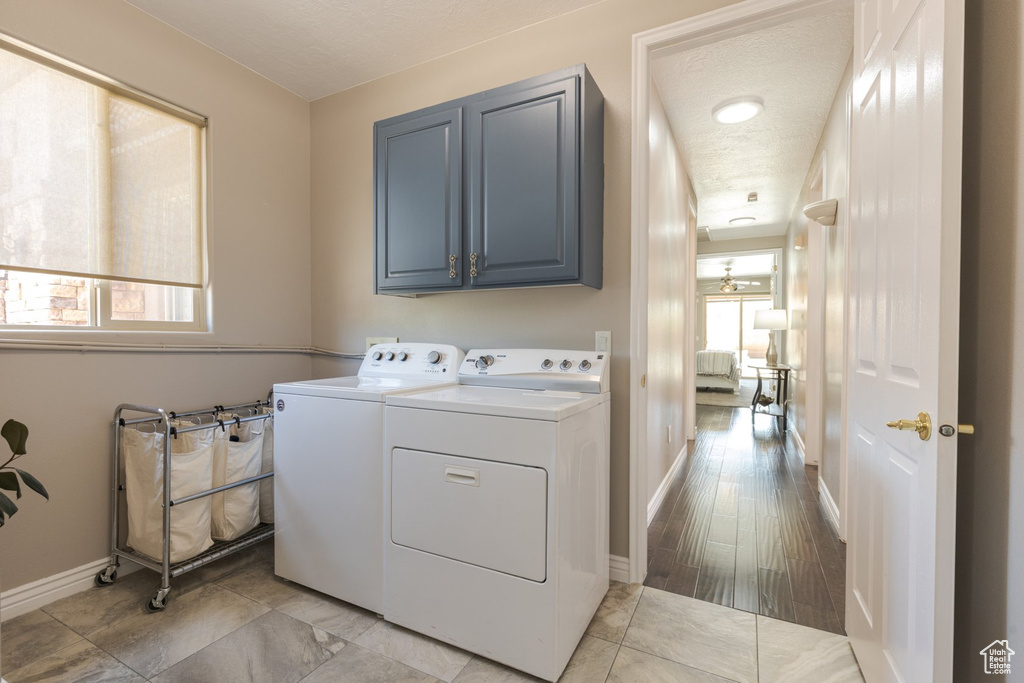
[272,343,464,614]
[383,349,610,682]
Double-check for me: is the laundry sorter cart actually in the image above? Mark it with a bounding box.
[96,399,274,611]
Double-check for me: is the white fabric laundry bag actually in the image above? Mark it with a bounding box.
[258,410,274,523]
[231,408,274,524]
[210,417,262,540]
[124,423,214,563]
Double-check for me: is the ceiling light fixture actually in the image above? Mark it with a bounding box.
[712,96,764,124]
[729,216,757,226]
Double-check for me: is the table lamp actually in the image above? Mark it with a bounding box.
[753,309,788,366]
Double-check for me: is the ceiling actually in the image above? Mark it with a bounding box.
[123,0,606,100]
[697,253,776,281]
[651,8,853,242]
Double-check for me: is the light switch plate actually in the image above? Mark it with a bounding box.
[366,336,398,350]
[595,331,611,355]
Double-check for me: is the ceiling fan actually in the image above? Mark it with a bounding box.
[719,266,761,293]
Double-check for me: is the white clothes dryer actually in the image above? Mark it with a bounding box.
[383,349,610,681]
[272,343,464,614]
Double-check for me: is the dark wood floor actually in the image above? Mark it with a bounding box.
[646,404,847,635]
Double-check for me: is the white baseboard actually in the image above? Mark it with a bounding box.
[609,555,630,583]
[818,479,843,541]
[1,558,140,622]
[789,428,808,461]
[647,444,687,525]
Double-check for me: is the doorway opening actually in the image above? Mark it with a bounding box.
[630,0,853,635]
[631,0,966,675]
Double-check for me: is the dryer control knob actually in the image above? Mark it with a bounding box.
[476,355,495,370]
[579,359,592,371]
[372,351,383,361]
[398,352,408,361]
[541,359,554,370]
[427,351,441,365]
[385,351,395,361]
[560,359,573,371]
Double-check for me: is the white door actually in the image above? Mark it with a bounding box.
[847,0,964,680]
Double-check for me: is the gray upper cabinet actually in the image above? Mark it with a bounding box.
[465,76,578,286]
[374,65,603,295]
[375,108,462,291]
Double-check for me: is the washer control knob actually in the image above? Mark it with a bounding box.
[560,359,573,371]
[579,359,592,371]
[398,352,408,362]
[372,351,383,361]
[476,355,495,370]
[426,351,441,365]
[541,359,554,370]
[385,351,395,361]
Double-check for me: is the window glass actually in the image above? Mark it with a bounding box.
[109,280,194,323]
[704,295,774,378]
[741,298,773,376]
[705,298,740,355]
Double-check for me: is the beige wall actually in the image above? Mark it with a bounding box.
[309,0,733,558]
[645,83,692,502]
[0,0,312,590]
[820,60,851,509]
[956,1,1024,679]
[783,57,851,474]
[784,213,809,445]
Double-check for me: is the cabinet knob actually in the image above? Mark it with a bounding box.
[449,254,457,279]
[470,252,478,278]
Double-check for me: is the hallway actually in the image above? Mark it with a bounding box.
[646,405,846,634]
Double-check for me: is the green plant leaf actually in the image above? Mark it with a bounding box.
[16,469,49,501]
[0,489,18,518]
[2,419,29,456]
[0,471,22,499]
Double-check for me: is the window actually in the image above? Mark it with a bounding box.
[0,34,206,330]
[703,294,773,378]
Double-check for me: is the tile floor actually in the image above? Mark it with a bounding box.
[647,405,847,634]
[1,539,863,682]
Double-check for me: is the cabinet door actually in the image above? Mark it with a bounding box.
[465,77,579,286]
[375,108,462,292]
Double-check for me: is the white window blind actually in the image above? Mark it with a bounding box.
[0,38,205,289]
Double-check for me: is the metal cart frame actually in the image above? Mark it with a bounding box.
[97,400,274,611]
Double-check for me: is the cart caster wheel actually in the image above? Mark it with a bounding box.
[95,567,118,587]
[146,595,168,612]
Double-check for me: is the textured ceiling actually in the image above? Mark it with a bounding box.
[123,0,607,100]
[696,253,776,280]
[652,8,853,242]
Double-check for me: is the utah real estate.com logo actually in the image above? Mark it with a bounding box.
[980,640,1014,675]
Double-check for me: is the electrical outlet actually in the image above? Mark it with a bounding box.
[366,337,398,350]
[595,331,612,354]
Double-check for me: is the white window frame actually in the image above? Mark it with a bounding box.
[0,32,209,333]
[96,280,207,332]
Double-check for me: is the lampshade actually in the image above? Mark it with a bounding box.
[753,309,788,330]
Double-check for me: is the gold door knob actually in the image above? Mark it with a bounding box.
[886,411,931,440]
